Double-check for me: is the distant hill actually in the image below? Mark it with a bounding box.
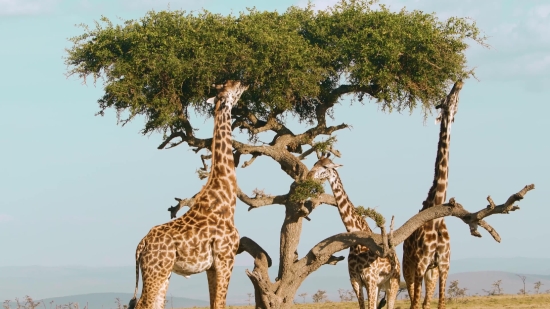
[2,257,550,305]
[5,293,209,309]
[447,257,550,275]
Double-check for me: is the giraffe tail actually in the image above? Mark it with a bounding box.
[129,239,145,309]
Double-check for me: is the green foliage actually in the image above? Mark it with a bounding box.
[65,0,485,136]
[312,136,337,153]
[355,205,385,228]
[291,179,325,203]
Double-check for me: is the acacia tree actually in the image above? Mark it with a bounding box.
[65,1,534,308]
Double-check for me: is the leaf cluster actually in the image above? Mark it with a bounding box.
[66,9,324,134]
[312,136,337,153]
[65,0,485,136]
[290,179,325,203]
[355,205,385,227]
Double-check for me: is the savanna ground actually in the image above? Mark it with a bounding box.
[212,294,550,309]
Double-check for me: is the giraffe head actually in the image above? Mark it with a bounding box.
[206,80,249,109]
[307,154,343,183]
[435,80,463,125]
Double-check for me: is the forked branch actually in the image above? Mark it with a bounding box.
[283,184,534,274]
[167,196,196,219]
[237,188,289,211]
[242,153,260,168]
[237,237,280,307]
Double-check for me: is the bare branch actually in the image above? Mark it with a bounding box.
[236,237,280,308]
[327,147,342,158]
[300,184,535,264]
[297,146,317,161]
[159,117,348,181]
[242,153,260,168]
[157,132,210,152]
[476,219,500,242]
[199,154,212,172]
[459,184,535,241]
[290,123,349,149]
[237,236,273,268]
[168,196,196,219]
[389,216,395,248]
[232,107,295,145]
[325,255,345,265]
[311,194,337,209]
[237,187,288,211]
[298,145,341,161]
[158,132,186,150]
[325,84,380,103]
[487,196,496,209]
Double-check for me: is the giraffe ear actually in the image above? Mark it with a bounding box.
[206,97,216,104]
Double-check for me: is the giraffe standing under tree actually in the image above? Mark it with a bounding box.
[402,80,464,309]
[309,155,400,309]
[128,81,248,309]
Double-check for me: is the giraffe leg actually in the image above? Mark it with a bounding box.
[402,262,415,307]
[206,269,217,308]
[350,275,365,309]
[411,258,430,309]
[437,257,450,309]
[423,267,438,309]
[153,273,171,309]
[207,257,236,309]
[402,241,416,309]
[137,265,173,309]
[364,276,379,309]
[385,275,400,309]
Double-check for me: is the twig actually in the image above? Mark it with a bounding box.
[242,153,260,168]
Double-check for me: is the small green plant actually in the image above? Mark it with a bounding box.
[517,275,528,295]
[447,280,468,302]
[483,279,504,296]
[534,281,543,294]
[337,288,355,302]
[312,290,328,303]
[298,292,308,303]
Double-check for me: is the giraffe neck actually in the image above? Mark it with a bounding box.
[422,112,452,210]
[329,171,372,234]
[204,100,236,191]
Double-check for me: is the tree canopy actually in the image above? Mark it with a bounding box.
[65,0,485,140]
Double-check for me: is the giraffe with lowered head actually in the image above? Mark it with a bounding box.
[128,81,248,309]
[402,80,464,309]
[309,155,400,309]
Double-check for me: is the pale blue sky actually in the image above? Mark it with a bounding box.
[0,0,548,268]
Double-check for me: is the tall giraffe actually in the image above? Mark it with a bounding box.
[402,81,464,309]
[128,81,248,309]
[309,156,400,309]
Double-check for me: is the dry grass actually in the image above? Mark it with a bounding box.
[212,294,550,309]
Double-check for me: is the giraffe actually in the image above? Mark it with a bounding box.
[128,80,248,309]
[402,80,464,309]
[308,155,400,309]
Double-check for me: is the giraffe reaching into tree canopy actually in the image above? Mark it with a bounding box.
[308,155,400,309]
[402,80,464,309]
[128,80,248,309]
